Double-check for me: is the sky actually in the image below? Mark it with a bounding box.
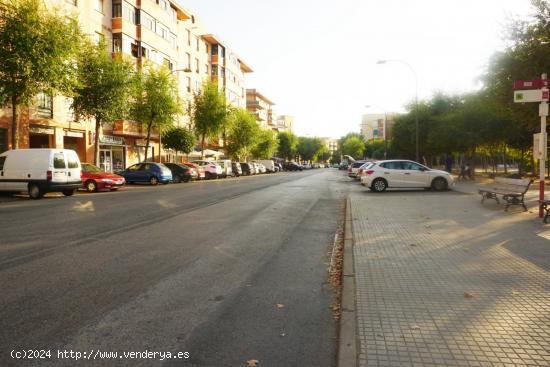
[182,0,535,138]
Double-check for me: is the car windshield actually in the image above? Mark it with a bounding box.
[81,163,102,173]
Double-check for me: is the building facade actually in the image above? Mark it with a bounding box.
[0,0,253,171]
[246,89,275,130]
[274,115,294,133]
[360,113,397,142]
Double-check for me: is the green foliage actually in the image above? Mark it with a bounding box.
[252,129,279,160]
[162,127,195,155]
[297,136,325,162]
[192,79,227,155]
[0,0,83,147]
[340,136,365,159]
[316,145,331,162]
[73,40,134,164]
[277,131,298,160]
[364,140,390,160]
[225,108,259,161]
[130,64,181,162]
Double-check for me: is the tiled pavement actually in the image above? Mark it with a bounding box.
[350,186,550,367]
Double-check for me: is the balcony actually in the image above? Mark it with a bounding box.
[113,120,159,140]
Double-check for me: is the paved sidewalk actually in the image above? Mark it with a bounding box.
[350,189,550,367]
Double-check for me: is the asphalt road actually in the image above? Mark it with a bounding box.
[0,169,349,367]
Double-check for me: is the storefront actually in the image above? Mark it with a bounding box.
[99,135,126,173]
[135,139,155,163]
[63,130,86,162]
[0,128,7,153]
[29,125,54,148]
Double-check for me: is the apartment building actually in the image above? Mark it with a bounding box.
[360,113,397,142]
[246,89,275,130]
[274,115,294,133]
[0,0,253,171]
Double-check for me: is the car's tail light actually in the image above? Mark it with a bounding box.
[366,170,375,175]
[348,167,352,172]
[47,170,52,181]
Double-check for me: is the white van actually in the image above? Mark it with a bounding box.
[253,160,276,173]
[0,149,82,199]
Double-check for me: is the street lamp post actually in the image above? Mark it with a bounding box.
[376,59,419,162]
[365,105,387,159]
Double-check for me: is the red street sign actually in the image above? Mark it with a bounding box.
[543,90,549,101]
[514,79,549,90]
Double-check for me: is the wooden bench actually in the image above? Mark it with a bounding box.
[478,177,533,211]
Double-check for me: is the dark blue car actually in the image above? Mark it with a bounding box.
[120,162,172,185]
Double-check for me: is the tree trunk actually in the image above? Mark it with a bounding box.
[144,120,153,162]
[519,148,524,176]
[11,95,18,149]
[94,116,101,166]
[503,145,508,174]
[201,134,205,159]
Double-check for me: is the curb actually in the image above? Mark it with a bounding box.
[337,197,357,367]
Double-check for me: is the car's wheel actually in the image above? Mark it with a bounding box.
[205,172,212,180]
[183,176,191,183]
[62,189,75,196]
[173,175,182,183]
[85,180,97,192]
[432,177,448,191]
[371,178,387,192]
[28,183,43,199]
[150,176,159,185]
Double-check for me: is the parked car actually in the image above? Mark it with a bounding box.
[164,163,197,183]
[355,161,374,180]
[0,149,82,199]
[249,162,259,175]
[360,160,454,192]
[255,163,267,174]
[192,160,223,179]
[215,160,233,178]
[284,162,302,171]
[276,162,284,172]
[338,162,349,170]
[120,162,172,185]
[232,162,243,177]
[348,160,368,178]
[240,162,253,175]
[182,161,205,180]
[253,160,276,173]
[81,163,125,192]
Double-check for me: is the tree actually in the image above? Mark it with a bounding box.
[252,129,278,159]
[162,127,195,159]
[297,136,324,162]
[340,136,365,159]
[130,64,181,162]
[316,145,331,162]
[225,108,259,161]
[73,40,134,165]
[277,131,298,160]
[0,0,83,148]
[191,79,227,157]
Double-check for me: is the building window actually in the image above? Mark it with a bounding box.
[186,77,191,93]
[65,0,77,6]
[170,7,177,23]
[122,2,136,24]
[112,0,121,17]
[112,33,122,53]
[196,37,199,51]
[205,64,209,75]
[187,29,191,46]
[65,98,75,122]
[141,11,155,32]
[37,92,53,118]
[195,58,199,73]
[169,33,176,49]
[95,0,103,13]
[211,44,217,56]
[131,42,139,58]
[211,65,218,76]
[186,53,191,69]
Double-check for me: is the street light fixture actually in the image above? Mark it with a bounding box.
[376,59,419,162]
[365,105,388,159]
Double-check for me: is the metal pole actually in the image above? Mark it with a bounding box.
[540,73,548,218]
[384,111,388,159]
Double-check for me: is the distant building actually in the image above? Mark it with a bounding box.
[274,115,294,133]
[360,113,398,141]
[246,89,275,129]
[320,137,338,156]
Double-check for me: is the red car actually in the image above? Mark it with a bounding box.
[182,161,206,180]
[80,163,126,192]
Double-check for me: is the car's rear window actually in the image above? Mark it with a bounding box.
[53,153,66,169]
[352,162,365,168]
[0,156,5,170]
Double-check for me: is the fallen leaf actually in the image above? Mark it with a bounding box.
[276,304,285,309]
[410,243,417,247]
[464,292,474,299]
[280,333,286,337]
[246,359,259,367]
[511,290,520,296]
[410,324,420,330]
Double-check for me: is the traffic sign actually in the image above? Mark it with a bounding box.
[514,89,546,103]
[514,79,549,90]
